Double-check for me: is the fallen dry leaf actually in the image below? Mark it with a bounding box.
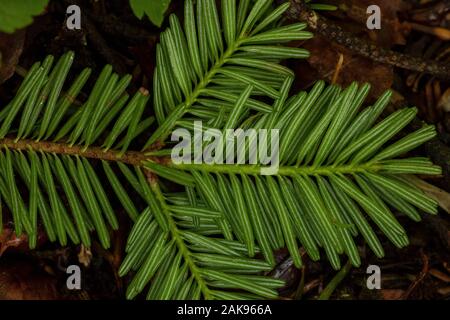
[303,36,394,99]
[0,224,47,256]
[0,227,29,256]
[406,176,450,214]
[408,1,450,27]
[0,260,59,300]
[78,245,92,268]
[429,269,450,283]
[437,286,450,296]
[438,88,450,113]
[0,30,25,84]
[380,289,405,300]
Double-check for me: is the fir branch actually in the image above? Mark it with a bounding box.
[0,0,446,301]
[149,180,213,300]
[145,0,313,148]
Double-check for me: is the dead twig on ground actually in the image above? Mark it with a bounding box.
[287,0,450,79]
[402,250,429,299]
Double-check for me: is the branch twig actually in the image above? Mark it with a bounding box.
[0,137,151,166]
[402,250,429,299]
[287,0,450,79]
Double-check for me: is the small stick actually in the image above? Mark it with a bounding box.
[405,22,450,41]
[318,260,352,300]
[402,250,429,299]
[287,0,450,79]
[331,53,344,84]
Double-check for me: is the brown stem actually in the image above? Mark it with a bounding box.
[401,250,429,299]
[0,137,151,166]
[287,0,450,79]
